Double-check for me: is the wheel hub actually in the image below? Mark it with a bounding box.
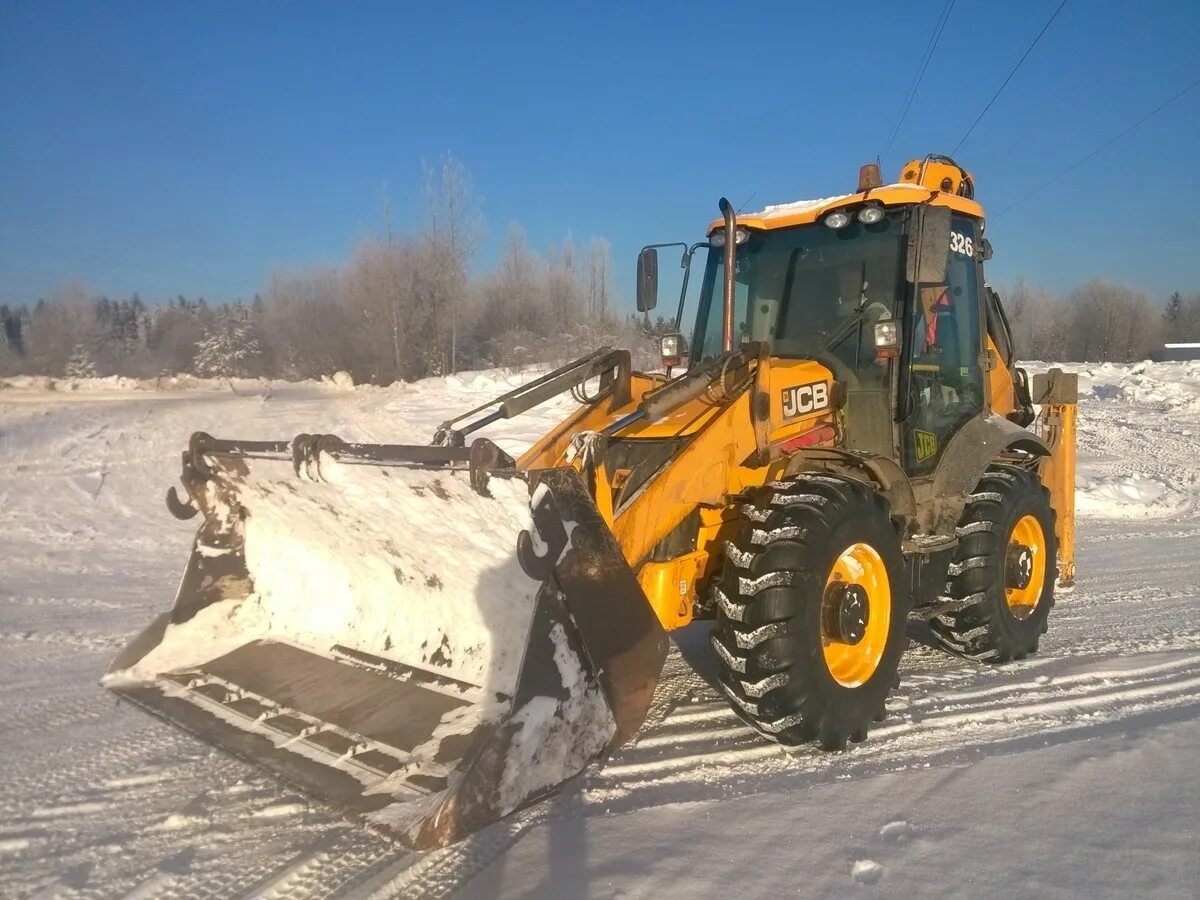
[1006,544,1034,590]
[823,582,870,645]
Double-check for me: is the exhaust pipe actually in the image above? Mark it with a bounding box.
[718,197,736,353]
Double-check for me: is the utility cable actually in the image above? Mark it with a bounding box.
[992,73,1200,219]
[879,0,957,168]
[952,0,1071,155]
[1000,16,1156,159]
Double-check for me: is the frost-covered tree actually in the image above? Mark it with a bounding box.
[0,321,16,376]
[192,307,261,378]
[1164,292,1183,330]
[23,283,99,375]
[65,344,98,378]
[1065,280,1158,362]
[585,237,613,322]
[423,153,483,375]
[260,268,352,380]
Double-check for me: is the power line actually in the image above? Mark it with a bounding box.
[879,0,957,168]
[952,0,1071,155]
[992,73,1200,219]
[999,16,1157,159]
[880,0,955,165]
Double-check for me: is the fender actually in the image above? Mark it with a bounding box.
[788,447,917,523]
[917,413,1050,537]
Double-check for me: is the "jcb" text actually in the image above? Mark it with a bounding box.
[781,382,830,419]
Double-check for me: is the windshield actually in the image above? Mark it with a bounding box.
[690,213,906,371]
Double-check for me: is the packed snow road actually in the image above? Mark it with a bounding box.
[1,362,1198,899]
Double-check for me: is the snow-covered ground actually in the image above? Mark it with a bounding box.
[1,361,1198,898]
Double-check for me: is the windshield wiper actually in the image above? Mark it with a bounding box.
[821,310,868,354]
[821,261,870,354]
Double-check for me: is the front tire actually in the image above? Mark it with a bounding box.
[930,464,1056,662]
[710,475,909,749]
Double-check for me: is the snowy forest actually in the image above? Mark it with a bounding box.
[0,158,666,384]
[0,157,1196,383]
[1002,281,1199,362]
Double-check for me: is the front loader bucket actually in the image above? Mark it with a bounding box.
[105,434,667,849]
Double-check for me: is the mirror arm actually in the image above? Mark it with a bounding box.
[641,241,690,256]
[675,255,692,332]
[673,241,708,331]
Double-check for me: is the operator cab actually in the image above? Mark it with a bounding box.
[637,156,990,478]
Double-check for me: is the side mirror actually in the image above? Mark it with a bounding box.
[905,205,950,284]
[636,247,659,312]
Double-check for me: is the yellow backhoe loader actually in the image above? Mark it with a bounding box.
[106,155,1077,849]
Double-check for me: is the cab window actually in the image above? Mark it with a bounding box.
[902,214,984,475]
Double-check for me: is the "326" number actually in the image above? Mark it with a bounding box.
[949,232,974,257]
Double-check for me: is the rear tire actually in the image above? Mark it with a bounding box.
[710,475,909,749]
[930,464,1056,663]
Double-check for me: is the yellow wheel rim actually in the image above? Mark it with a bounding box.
[1006,514,1047,619]
[822,542,891,688]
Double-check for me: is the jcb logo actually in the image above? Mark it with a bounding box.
[781,381,830,420]
[915,430,938,462]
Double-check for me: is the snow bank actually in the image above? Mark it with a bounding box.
[1026,360,1200,412]
[1075,469,1188,519]
[0,362,558,398]
[1019,360,1199,519]
[0,373,277,394]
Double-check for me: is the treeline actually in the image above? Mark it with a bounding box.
[0,157,662,383]
[0,288,264,379]
[1002,280,1198,363]
[3,154,1192,380]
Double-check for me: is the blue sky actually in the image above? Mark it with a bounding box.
[2,0,1199,311]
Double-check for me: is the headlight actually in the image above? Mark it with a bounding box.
[873,319,900,359]
[660,334,682,359]
[709,227,750,247]
[857,204,884,225]
[823,210,852,229]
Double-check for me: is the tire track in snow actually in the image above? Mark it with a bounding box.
[0,629,128,651]
[1,594,123,611]
[588,650,1200,792]
[361,651,1200,899]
